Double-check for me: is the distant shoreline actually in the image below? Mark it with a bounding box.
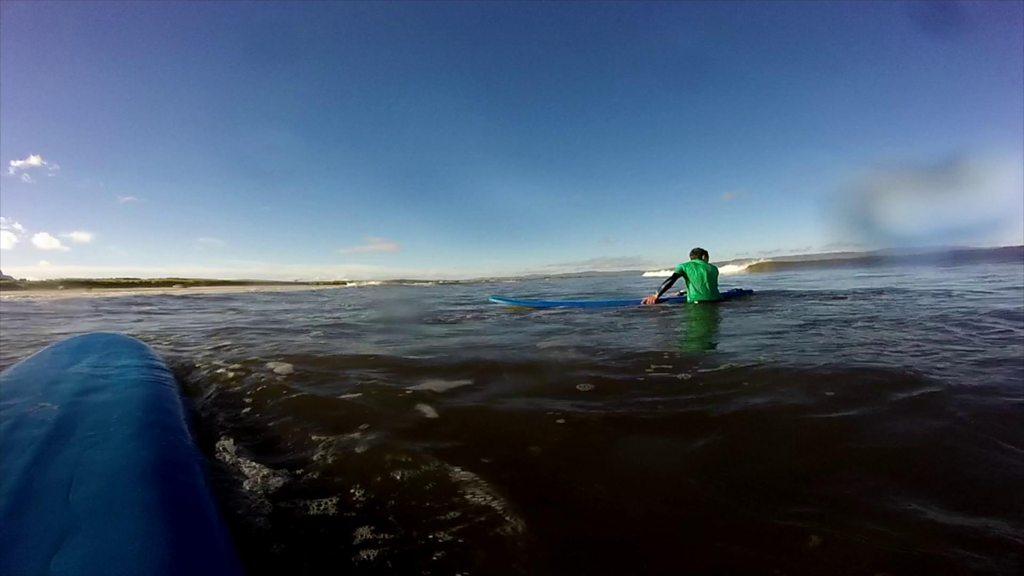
[2,245,1019,299]
[0,282,358,301]
[0,277,347,291]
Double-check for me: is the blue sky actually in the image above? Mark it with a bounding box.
[1,1,1021,279]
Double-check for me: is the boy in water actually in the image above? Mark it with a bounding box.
[642,247,722,305]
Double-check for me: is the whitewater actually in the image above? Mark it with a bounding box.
[642,259,766,277]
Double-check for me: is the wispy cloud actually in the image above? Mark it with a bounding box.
[31,232,70,252]
[339,237,401,255]
[8,154,59,183]
[63,231,94,244]
[721,192,738,202]
[0,217,25,233]
[196,237,226,248]
[117,195,140,204]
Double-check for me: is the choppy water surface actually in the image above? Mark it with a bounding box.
[2,253,1022,575]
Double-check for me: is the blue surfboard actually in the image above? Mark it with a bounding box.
[0,333,242,576]
[489,288,753,309]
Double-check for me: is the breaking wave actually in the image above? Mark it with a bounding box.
[642,260,766,277]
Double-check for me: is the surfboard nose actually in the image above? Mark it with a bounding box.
[0,332,243,576]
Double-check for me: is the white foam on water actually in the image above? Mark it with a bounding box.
[215,437,288,495]
[643,259,766,277]
[415,403,440,418]
[447,465,525,535]
[353,525,392,545]
[215,437,289,516]
[353,549,381,563]
[265,361,294,375]
[409,378,474,393]
[303,496,339,516]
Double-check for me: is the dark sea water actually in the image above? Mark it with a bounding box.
[1,249,1022,575]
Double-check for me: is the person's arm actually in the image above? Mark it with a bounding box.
[642,270,688,305]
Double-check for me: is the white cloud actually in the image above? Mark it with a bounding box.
[8,154,45,172]
[196,237,226,248]
[0,218,25,250]
[1,230,18,250]
[8,154,59,183]
[117,195,140,203]
[38,260,51,267]
[339,237,401,255]
[63,231,94,244]
[0,217,24,233]
[31,232,70,252]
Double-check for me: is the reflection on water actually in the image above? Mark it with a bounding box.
[679,304,721,352]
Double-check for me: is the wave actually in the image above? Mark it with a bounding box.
[642,260,765,277]
[743,246,1023,273]
[642,247,1022,277]
[719,260,766,275]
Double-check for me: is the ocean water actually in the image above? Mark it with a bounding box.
[1,249,1022,575]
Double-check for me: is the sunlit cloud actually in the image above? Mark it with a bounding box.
[63,231,94,244]
[339,237,401,255]
[31,232,70,252]
[1,218,26,250]
[0,231,18,250]
[8,154,46,172]
[7,154,59,183]
[117,195,140,203]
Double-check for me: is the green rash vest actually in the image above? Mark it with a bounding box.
[675,259,722,303]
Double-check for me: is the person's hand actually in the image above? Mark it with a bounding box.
[642,294,659,305]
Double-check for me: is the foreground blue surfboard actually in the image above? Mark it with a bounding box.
[489,288,753,309]
[0,333,242,576]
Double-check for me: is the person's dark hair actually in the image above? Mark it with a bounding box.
[689,247,709,261]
